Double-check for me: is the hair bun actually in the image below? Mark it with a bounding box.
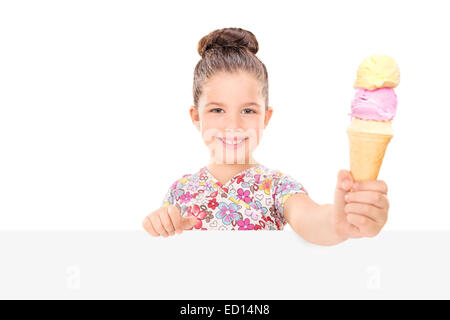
[198,27,259,57]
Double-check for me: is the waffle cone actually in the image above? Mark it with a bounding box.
[347,129,392,182]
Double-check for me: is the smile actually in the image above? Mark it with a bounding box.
[216,137,248,148]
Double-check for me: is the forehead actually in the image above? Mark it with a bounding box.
[200,71,263,105]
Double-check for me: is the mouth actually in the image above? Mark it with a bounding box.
[216,137,248,148]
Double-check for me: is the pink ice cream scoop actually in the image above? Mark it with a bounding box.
[350,87,397,121]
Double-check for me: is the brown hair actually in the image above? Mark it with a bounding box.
[193,27,269,110]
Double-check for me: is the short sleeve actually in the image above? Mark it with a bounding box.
[272,173,308,227]
[160,174,191,208]
[160,178,180,208]
[161,186,174,208]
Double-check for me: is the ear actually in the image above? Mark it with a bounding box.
[189,105,200,131]
[264,106,273,129]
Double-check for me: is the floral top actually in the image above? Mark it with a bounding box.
[161,164,308,230]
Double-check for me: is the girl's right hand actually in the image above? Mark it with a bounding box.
[142,205,198,237]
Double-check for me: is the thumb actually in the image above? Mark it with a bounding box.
[334,170,353,220]
[335,169,354,198]
[334,169,354,214]
[333,169,359,237]
[182,215,198,230]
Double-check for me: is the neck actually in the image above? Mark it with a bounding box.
[207,154,258,169]
[206,156,259,185]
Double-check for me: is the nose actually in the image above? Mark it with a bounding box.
[223,112,244,133]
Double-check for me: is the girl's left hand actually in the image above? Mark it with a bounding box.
[332,170,390,239]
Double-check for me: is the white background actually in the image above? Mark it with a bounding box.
[1,0,449,230]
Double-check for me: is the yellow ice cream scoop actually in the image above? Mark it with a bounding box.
[354,54,400,90]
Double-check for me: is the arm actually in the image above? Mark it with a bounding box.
[284,194,347,246]
[284,169,390,246]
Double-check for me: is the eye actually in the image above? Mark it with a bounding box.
[210,108,224,113]
[242,108,256,114]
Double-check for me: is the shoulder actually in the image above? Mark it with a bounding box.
[258,164,293,178]
[167,169,200,189]
[259,165,308,196]
[165,166,210,194]
[258,165,304,186]
[161,170,200,208]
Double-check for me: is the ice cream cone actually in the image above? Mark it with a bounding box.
[346,118,393,181]
[347,54,399,182]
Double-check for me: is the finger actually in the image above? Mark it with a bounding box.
[344,202,387,224]
[336,169,354,193]
[167,205,184,234]
[345,222,364,239]
[345,191,389,209]
[182,215,199,230]
[352,180,388,194]
[334,169,355,218]
[150,214,169,237]
[347,213,381,238]
[142,216,159,237]
[160,209,176,236]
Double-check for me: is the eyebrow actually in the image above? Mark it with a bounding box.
[205,102,262,108]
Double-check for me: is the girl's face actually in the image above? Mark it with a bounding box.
[190,71,273,165]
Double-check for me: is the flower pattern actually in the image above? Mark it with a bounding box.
[186,204,207,229]
[259,177,272,195]
[161,164,307,230]
[179,192,193,204]
[208,198,219,210]
[216,202,241,225]
[236,188,252,203]
[237,218,254,230]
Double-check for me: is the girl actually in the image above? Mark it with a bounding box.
[142,27,390,246]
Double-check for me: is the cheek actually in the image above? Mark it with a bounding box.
[241,115,265,129]
[256,116,266,128]
[245,116,265,137]
[201,114,220,128]
[200,121,220,145]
